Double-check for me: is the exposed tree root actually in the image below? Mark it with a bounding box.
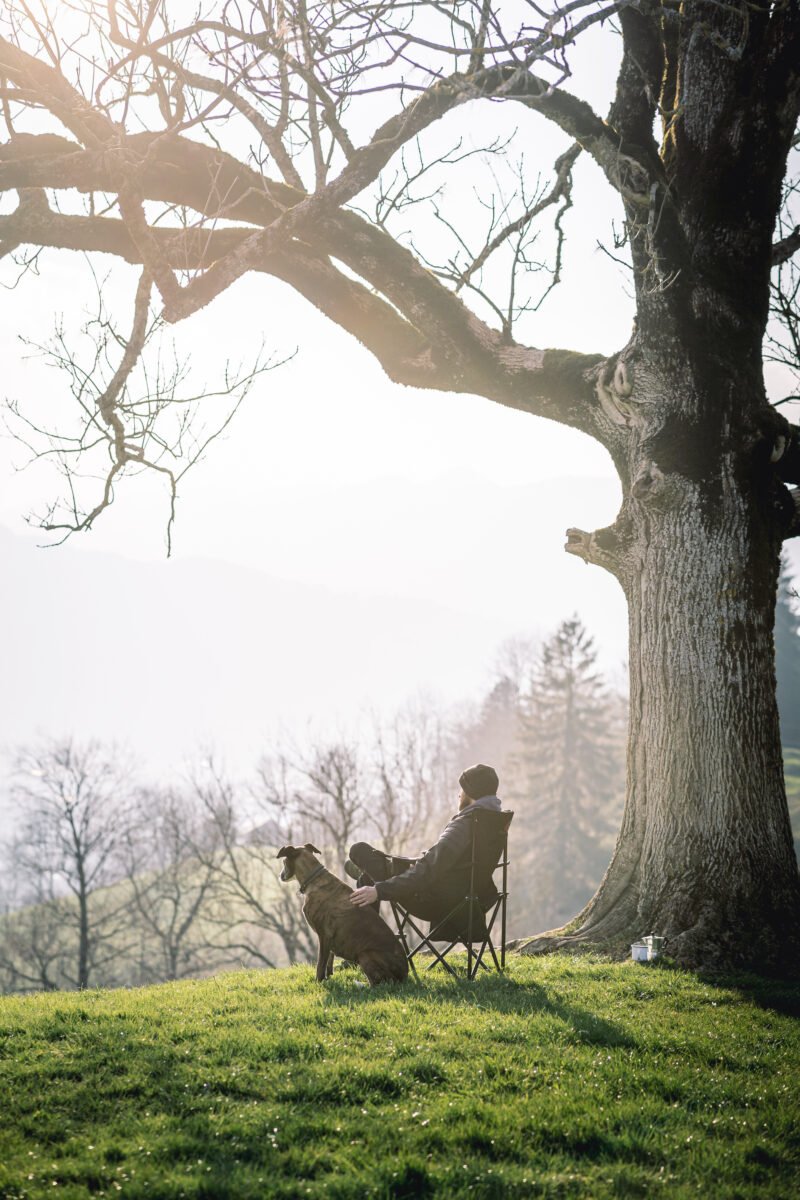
[512,916,800,980]
[514,926,634,963]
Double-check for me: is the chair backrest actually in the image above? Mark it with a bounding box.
[425,809,513,944]
[469,809,513,892]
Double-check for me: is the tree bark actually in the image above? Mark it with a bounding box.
[77,884,90,990]
[518,6,800,975]
[523,345,800,973]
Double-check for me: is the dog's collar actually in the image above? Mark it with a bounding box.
[298,864,327,894]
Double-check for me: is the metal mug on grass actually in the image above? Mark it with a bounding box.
[644,935,665,959]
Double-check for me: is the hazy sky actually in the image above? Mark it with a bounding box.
[1,16,798,791]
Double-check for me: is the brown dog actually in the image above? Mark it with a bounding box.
[277,843,408,986]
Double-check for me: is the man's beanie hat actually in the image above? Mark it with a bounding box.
[459,763,499,801]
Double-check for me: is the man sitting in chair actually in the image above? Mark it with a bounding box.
[347,763,503,923]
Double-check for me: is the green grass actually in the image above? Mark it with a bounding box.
[0,957,798,1200]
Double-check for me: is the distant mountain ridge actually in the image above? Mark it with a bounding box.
[0,525,506,775]
[0,472,641,784]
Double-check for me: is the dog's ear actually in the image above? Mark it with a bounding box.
[276,845,295,859]
[304,842,322,855]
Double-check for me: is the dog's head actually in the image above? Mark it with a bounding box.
[276,843,322,882]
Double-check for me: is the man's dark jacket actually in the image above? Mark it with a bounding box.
[374,797,507,910]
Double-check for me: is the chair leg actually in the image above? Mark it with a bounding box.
[423,937,462,976]
[390,903,421,978]
[471,936,501,977]
[390,893,513,982]
[468,899,506,978]
[486,937,503,972]
[413,898,472,977]
[389,903,409,954]
[392,903,455,979]
[467,900,474,980]
[425,952,459,977]
[500,837,509,970]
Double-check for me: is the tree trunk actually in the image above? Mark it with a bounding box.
[523,351,800,974]
[77,889,90,990]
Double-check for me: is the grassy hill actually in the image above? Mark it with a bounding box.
[1,957,798,1200]
[0,844,307,994]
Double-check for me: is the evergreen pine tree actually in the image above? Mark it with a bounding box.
[449,675,522,788]
[510,618,625,932]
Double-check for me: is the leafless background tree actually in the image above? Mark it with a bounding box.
[4,739,136,989]
[188,756,318,966]
[119,785,226,982]
[256,740,367,868]
[0,860,69,993]
[369,702,448,856]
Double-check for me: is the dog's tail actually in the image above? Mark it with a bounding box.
[359,946,409,985]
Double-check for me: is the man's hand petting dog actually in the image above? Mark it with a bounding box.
[350,885,379,907]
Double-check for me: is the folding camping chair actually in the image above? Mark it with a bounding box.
[389,809,513,980]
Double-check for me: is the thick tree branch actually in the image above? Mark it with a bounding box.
[0,200,439,389]
[0,24,640,442]
[0,195,611,446]
[0,35,115,148]
[0,132,295,224]
[605,5,686,305]
[773,226,800,267]
[564,516,635,584]
[785,488,800,540]
[608,9,662,160]
[490,66,658,206]
[0,131,611,436]
[775,425,800,487]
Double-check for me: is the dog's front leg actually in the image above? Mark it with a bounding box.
[316,937,331,983]
[325,950,334,979]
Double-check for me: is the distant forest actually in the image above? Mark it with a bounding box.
[2,566,799,995]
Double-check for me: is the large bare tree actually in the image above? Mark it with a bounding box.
[256,740,366,867]
[2,2,799,971]
[0,862,70,993]
[369,702,447,856]
[7,739,136,989]
[120,785,225,982]
[255,709,446,859]
[189,758,316,966]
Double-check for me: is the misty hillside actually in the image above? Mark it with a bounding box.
[0,474,635,772]
[0,524,507,772]
[176,472,630,641]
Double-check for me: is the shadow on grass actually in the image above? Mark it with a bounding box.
[323,969,634,1048]
[624,955,800,1018]
[696,970,800,1018]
